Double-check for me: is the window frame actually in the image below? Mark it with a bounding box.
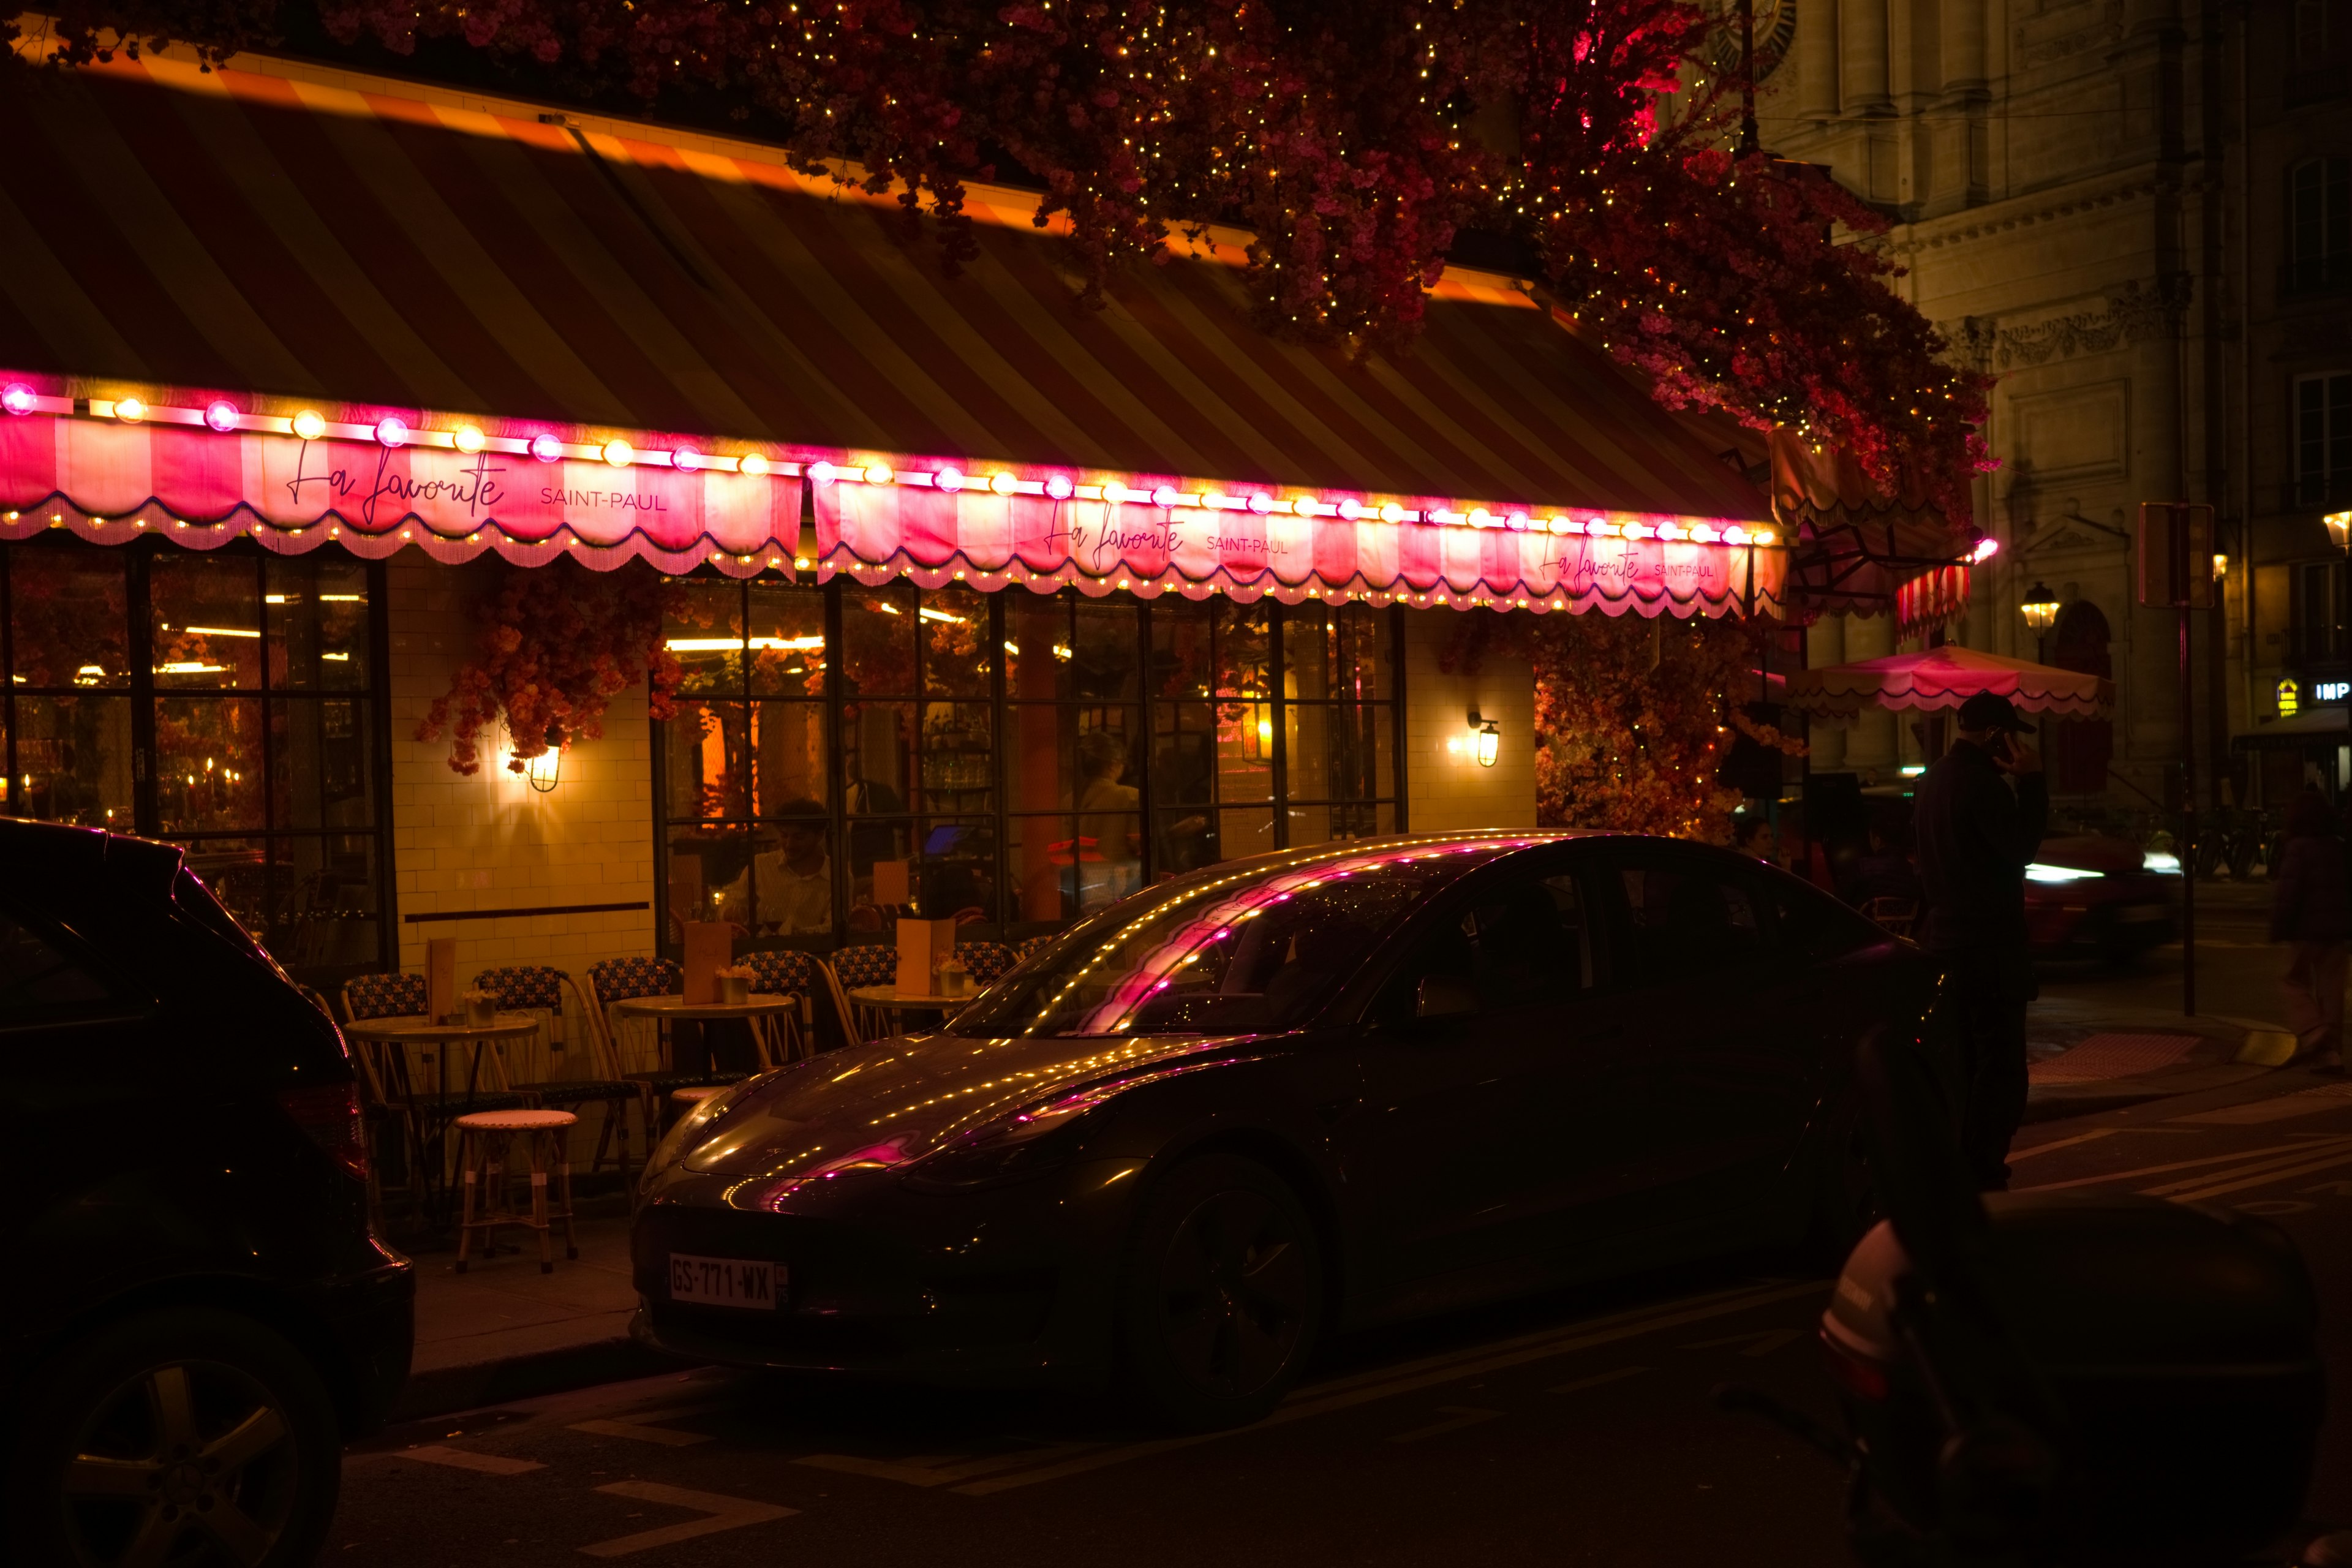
[2295,371,2352,510]
[0,537,397,988]
[651,575,1409,956]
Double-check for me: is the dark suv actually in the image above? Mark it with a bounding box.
[0,821,414,1566]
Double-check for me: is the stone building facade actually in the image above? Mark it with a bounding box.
[1755,0,2352,815]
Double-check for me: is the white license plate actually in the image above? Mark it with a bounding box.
[668,1253,784,1310]
[2116,905,2168,923]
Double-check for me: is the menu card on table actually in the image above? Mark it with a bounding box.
[427,937,458,1024]
[896,917,958,995]
[682,922,732,1004]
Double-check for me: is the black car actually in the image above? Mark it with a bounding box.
[633,831,1937,1428]
[0,821,415,1566]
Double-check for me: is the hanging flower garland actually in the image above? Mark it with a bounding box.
[415,559,683,776]
[13,0,1989,510]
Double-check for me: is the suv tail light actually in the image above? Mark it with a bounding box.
[279,1082,368,1183]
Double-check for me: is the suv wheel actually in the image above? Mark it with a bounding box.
[1118,1153,1323,1431]
[8,1308,341,1568]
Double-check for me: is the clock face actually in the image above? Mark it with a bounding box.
[1705,0,1798,86]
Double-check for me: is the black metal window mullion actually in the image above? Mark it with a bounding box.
[1389,603,1409,831]
[1268,602,1288,850]
[126,541,158,835]
[255,554,277,912]
[989,589,1009,923]
[366,560,397,968]
[823,576,847,947]
[0,545,12,807]
[1133,599,1154,884]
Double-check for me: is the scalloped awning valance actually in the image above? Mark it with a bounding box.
[0,45,1787,617]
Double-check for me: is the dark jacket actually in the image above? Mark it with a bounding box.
[2270,834,2351,943]
[1914,739,2049,952]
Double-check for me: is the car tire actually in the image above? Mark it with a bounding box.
[6,1307,343,1568]
[1117,1152,1324,1431]
[1802,1095,1880,1271]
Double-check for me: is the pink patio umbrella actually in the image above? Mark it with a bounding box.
[1782,644,2114,724]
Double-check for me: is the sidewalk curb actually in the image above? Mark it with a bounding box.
[390,1332,696,1422]
[2022,1010,2291,1125]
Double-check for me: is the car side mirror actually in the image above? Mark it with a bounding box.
[1415,974,1477,1022]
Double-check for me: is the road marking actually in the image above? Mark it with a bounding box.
[2158,1147,2352,1203]
[2172,1083,2352,1125]
[570,1418,714,1447]
[2016,1136,2352,1193]
[949,1278,1825,1496]
[2303,1182,2352,1196]
[2235,1200,2316,1216]
[796,1444,1101,1488]
[2008,1127,2202,1163]
[391,1446,545,1476]
[1389,1406,1501,1443]
[578,1482,794,1557]
[1681,1329,1801,1358]
[1549,1366,1648,1395]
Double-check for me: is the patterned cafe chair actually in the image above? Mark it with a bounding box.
[584,956,744,1115]
[473,965,645,1188]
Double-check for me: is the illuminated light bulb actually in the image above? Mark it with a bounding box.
[1754,529,1776,546]
[204,401,239,433]
[1044,474,1073,500]
[741,453,771,477]
[1506,512,1529,531]
[1338,499,1363,521]
[1153,485,1178,508]
[863,464,892,484]
[1691,524,1721,543]
[992,471,1019,496]
[0,383,36,416]
[292,409,326,441]
[530,432,565,464]
[1548,516,1572,534]
[602,440,634,468]
[375,417,409,447]
[1380,502,1404,524]
[672,446,700,472]
[1294,496,1320,515]
[1248,494,1273,515]
[454,424,486,454]
[114,396,148,424]
[937,467,965,493]
[1724,526,1749,546]
[808,460,836,484]
[1469,508,1493,527]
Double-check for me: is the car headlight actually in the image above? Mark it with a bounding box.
[909,1091,1109,1187]
[2025,863,2103,884]
[639,1077,758,1193]
[2141,850,2182,873]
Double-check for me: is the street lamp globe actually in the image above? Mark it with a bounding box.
[2021,582,2061,633]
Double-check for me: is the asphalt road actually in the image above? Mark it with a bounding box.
[2037,877,2284,1027]
[331,1039,2352,1567]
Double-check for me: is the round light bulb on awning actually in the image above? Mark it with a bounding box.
[292,410,326,441]
[454,424,486,454]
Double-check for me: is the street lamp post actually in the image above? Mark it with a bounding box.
[2021,581,2060,663]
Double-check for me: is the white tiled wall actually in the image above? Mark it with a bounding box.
[1400,609,1537,832]
[385,559,657,978]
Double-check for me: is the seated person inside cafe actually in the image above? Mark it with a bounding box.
[688,804,832,1074]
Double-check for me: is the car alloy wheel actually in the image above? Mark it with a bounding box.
[1123,1153,1323,1427]
[62,1356,303,1568]
[1156,1187,1313,1398]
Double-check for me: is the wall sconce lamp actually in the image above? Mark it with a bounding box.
[2328,511,2352,554]
[510,720,565,793]
[1466,709,1500,768]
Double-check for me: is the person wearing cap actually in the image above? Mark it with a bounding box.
[2270,786,2348,1072]
[1913,692,2049,1189]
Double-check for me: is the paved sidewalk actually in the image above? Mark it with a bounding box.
[2023,992,2296,1122]
[394,1215,679,1420]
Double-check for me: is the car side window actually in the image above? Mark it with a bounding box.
[0,909,119,1029]
[1376,868,1594,1020]
[1609,858,1771,986]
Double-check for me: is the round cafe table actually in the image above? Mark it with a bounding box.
[343,1012,541,1224]
[848,985,977,1034]
[608,992,803,1068]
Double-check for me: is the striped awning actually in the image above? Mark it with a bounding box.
[0,45,1784,616]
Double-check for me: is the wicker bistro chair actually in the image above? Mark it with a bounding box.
[1863,897,1921,940]
[827,943,902,1041]
[336,971,533,1224]
[740,949,818,1063]
[583,957,747,1121]
[952,941,1018,987]
[472,965,644,1189]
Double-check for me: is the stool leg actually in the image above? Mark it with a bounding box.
[530,1130,553,1273]
[454,1129,479,1274]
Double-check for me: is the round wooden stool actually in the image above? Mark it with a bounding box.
[453,1108,579,1273]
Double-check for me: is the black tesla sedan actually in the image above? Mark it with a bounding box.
[633,832,1936,1428]
[1,821,414,1565]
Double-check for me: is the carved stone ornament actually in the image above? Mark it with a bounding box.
[1959,275,2196,372]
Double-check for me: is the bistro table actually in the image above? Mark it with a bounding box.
[344,1012,541,1224]
[608,992,804,1070]
[848,986,978,1036]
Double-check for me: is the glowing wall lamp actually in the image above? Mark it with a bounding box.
[2020,582,2060,632]
[2328,511,2352,553]
[509,721,565,794]
[1467,709,1500,767]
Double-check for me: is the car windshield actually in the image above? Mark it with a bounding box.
[948,839,1539,1038]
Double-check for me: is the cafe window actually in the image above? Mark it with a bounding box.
[653,578,1406,950]
[0,538,394,981]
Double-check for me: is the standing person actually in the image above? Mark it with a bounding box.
[2271,788,2348,1072]
[1913,693,2049,1190]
